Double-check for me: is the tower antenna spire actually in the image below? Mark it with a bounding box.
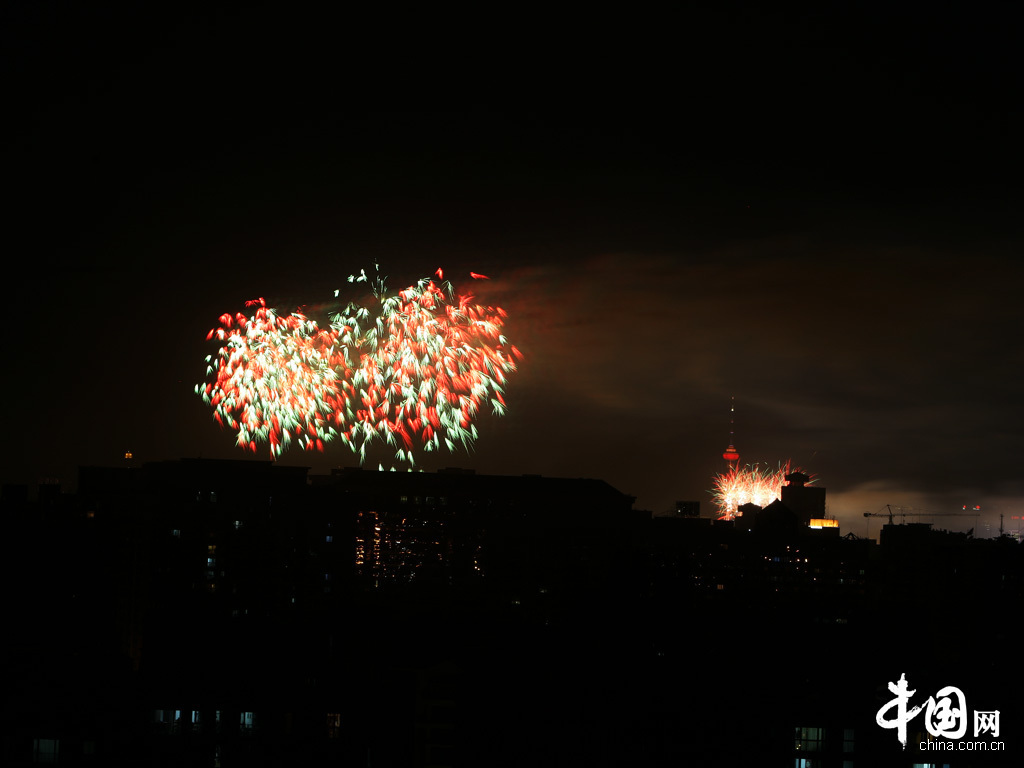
[722,396,740,465]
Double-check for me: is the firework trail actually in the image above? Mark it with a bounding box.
[710,461,811,520]
[196,266,522,466]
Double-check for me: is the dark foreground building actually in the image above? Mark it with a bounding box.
[3,459,1021,767]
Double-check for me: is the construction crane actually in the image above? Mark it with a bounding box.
[863,505,981,527]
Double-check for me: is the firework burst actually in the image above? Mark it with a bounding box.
[710,461,810,520]
[196,266,522,466]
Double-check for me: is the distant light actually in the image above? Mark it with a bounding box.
[124,451,133,459]
[809,518,838,529]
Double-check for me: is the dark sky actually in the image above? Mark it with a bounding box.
[4,6,1022,537]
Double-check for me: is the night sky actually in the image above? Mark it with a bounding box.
[4,6,1022,538]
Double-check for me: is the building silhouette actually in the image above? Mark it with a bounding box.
[3,458,1021,767]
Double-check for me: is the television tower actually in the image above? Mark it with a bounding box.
[722,397,740,466]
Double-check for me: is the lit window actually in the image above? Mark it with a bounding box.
[240,711,254,731]
[326,535,333,543]
[843,728,854,752]
[326,712,341,739]
[32,738,59,764]
[795,726,823,751]
[234,520,242,529]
